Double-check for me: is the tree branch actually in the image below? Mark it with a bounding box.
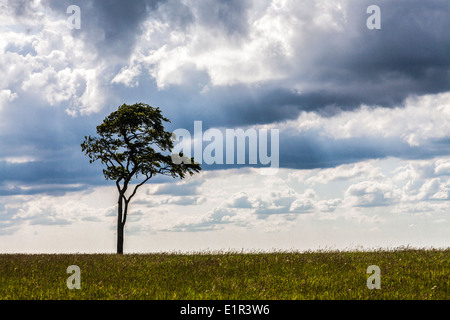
[125,172,153,203]
[115,177,122,192]
[101,139,125,170]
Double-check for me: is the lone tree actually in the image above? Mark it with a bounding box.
[81,103,201,254]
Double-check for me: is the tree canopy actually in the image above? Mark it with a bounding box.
[81,103,201,253]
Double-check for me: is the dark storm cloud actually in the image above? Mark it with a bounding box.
[196,86,376,128]
[279,134,450,170]
[193,0,251,37]
[148,0,195,31]
[0,102,106,195]
[315,0,450,109]
[15,0,447,120]
[16,0,445,125]
[4,0,36,18]
[211,0,450,125]
[43,0,165,58]
[149,0,251,36]
[134,0,450,129]
[0,157,100,185]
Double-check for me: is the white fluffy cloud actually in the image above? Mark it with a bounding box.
[434,158,450,176]
[225,192,254,209]
[111,0,349,89]
[0,3,107,116]
[280,92,450,147]
[345,181,401,207]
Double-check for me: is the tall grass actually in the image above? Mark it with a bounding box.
[0,248,448,300]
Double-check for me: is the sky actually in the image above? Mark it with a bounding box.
[0,0,449,253]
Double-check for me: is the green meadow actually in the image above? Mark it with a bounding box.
[0,248,448,300]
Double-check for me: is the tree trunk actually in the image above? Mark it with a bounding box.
[117,221,124,254]
[117,193,125,254]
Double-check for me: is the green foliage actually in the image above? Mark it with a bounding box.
[81,103,201,182]
[0,248,448,300]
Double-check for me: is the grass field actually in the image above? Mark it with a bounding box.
[0,248,448,300]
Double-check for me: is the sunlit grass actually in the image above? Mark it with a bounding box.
[0,248,448,299]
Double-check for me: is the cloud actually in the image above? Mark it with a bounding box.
[345,181,401,207]
[133,156,450,235]
[1,0,44,24]
[225,192,254,209]
[316,198,343,212]
[274,92,450,169]
[0,3,108,116]
[237,188,318,216]
[5,0,450,127]
[0,89,18,111]
[2,0,450,197]
[288,189,317,213]
[390,156,450,202]
[0,156,103,195]
[1,158,449,250]
[222,188,317,215]
[406,178,450,201]
[0,187,116,236]
[309,93,448,143]
[148,178,204,196]
[42,0,165,58]
[139,195,206,207]
[160,206,238,232]
[305,162,385,185]
[183,207,240,231]
[110,0,450,125]
[29,216,72,226]
[434,159,450,176]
